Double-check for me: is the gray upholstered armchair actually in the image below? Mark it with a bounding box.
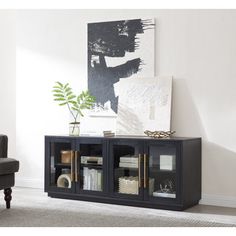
[0,135,19,209]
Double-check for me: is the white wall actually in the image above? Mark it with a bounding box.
[0,11,16,158]
[15,10,236,206]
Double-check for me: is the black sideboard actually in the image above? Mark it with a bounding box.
[45,135,201,211]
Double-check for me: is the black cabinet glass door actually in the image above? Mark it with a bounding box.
[144,142,180,203]
[109,140,143,199]
[75,139,107,195]
[45,137,76,193]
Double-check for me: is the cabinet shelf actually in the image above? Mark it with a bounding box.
[55,163,71,168]
[149,167,176,173]
[115,167,138,170]
[81,163,103,169]
[55,163,103,169]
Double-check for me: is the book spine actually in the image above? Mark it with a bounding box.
[92,169,96,191]
[89,169,92,190]
[120,157,138,162]
[119,160,138,163]
[83,167,88,190]
[97,171,102,191]
[119,163,138,168]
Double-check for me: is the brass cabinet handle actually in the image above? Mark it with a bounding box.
[144,153,147,188]
[70,151,74,182]
[138,154,141,188]
[75,151,78,182]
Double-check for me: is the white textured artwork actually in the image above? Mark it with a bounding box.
[115,76,172,136]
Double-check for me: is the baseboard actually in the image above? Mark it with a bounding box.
[15,177,43,189]
[200,194,236,208]
[15,178,236,208]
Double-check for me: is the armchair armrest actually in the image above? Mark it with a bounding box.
[0,135,8,158]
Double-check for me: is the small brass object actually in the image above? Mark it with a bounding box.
[61,150,74,164]
[70,151,74,182]
[138,154,141,188]
[144,154,147,189]
[75,151,78,182]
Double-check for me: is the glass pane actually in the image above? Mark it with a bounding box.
[149,145,176,199]
[113,144,139,195]
[79,144,103,192]
[50,142,73,189]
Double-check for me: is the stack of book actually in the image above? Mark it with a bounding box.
[83,167,102,191]
[103,130,115,137]
[119,155,138,168]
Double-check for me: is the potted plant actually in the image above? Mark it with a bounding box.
[52,81,96,136]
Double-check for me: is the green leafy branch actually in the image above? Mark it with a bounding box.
[52,82,96,124]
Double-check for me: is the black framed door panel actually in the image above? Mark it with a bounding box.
[143,140,182,204]
[108,139,144,200]
[75,138,108,196]
[45,137,76,193]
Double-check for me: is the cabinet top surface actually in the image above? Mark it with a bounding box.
[45,135,201,141]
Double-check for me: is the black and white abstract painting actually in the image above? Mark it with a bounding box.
[87,19,155,115]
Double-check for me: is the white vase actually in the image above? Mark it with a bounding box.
[69,122,80,136]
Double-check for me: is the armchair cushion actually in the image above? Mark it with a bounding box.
[0,158,19,175]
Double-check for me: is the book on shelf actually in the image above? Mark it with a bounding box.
[103,130,113,134]
[103,133,115,137]
[120,158,138,163]
[103,130,115,137]
[83,167,102,191]
[119,162,138,168]
[97,171,102,190]
[119,155,139,168]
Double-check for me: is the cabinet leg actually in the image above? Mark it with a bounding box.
[4,188,12,209]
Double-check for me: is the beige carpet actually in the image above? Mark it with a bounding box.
[0,187,235,227]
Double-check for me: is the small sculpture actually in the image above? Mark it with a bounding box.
[160,179,175,193]
[144,130,175,138]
